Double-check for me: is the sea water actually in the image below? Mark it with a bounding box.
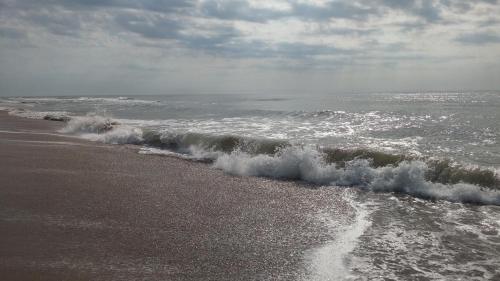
[1,91,499,279]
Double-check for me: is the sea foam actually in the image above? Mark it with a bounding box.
[214,147,500,205]
[60,114,143,144]
[8,108,71,121]
[308,192,372,280]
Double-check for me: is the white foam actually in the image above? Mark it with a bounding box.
[12,97,62,102]
[214,147,500,205]
[8,109,70,120]
[307,192,372,281]
[60,114,115,134]
[139,146,224,161]
[74,96,159,105]
[60,114,143,145]
[80,126,143,144]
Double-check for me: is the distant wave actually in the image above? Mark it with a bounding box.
[10,96,160,105]
[73,96,160,105]
[54,114,500,206]
[8,108,72,121]
[252,98,289,102]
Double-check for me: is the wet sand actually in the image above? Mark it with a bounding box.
[0,111,352,281]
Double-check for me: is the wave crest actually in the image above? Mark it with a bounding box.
[61,114,118,134]
[60,114,142,144]
[214,147,500,205]
[142,129,289,155]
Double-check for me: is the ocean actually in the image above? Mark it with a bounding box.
[1,91,500,279]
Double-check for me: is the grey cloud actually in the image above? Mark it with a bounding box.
[0,0,195,41]
[134,0,194,13]
[207,40,353,60]
[182,27,241,52]
[479,18,500,28]
[273,42,353,58]
[119,15,352,60]
[196,39,272,58]
[292,1,376,21]
[115,10,246,55]
[197,0,496,24]
[114,12,244,54]
[115,13,181,39]
[0,1,83,37]
[379,0,415,8]
[199,0,288,22]
[214,41,352,60]
[415,0,441,22]
[26,0,195,13]
[198,0,441,23]
[0,27,27,39]
[398,20,429,32]
[378,0,441,22]
[309,26,377,36]
[438,0,498,13]
[28,11,82,37]
[477,0,498,4]
[199,0,377,22]
[456,32,500,45]
[0,0,196,13]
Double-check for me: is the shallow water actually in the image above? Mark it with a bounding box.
[350,193,499,280]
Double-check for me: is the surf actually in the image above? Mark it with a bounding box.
[51,113,500,206]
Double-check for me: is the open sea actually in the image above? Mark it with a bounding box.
[1,91,500,280]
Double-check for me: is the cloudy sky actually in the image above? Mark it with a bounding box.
[1,0,499,96]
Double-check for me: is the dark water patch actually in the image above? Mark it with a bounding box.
[43,114,71,122]
[426,160,500,189]
[142,129,290,155]
[323,148,410,168]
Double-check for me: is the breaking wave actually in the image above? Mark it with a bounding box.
[73,96,160,105]
[141,129,289,155]
[54,114,500,205]
[214,148,500,205]
[60,114,142,144]
[61,114,118,134]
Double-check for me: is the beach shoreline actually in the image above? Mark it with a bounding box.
[0,111,352,280]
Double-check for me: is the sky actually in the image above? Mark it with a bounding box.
[0,0,500,96]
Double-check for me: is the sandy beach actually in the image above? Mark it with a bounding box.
[0,111,353,281]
